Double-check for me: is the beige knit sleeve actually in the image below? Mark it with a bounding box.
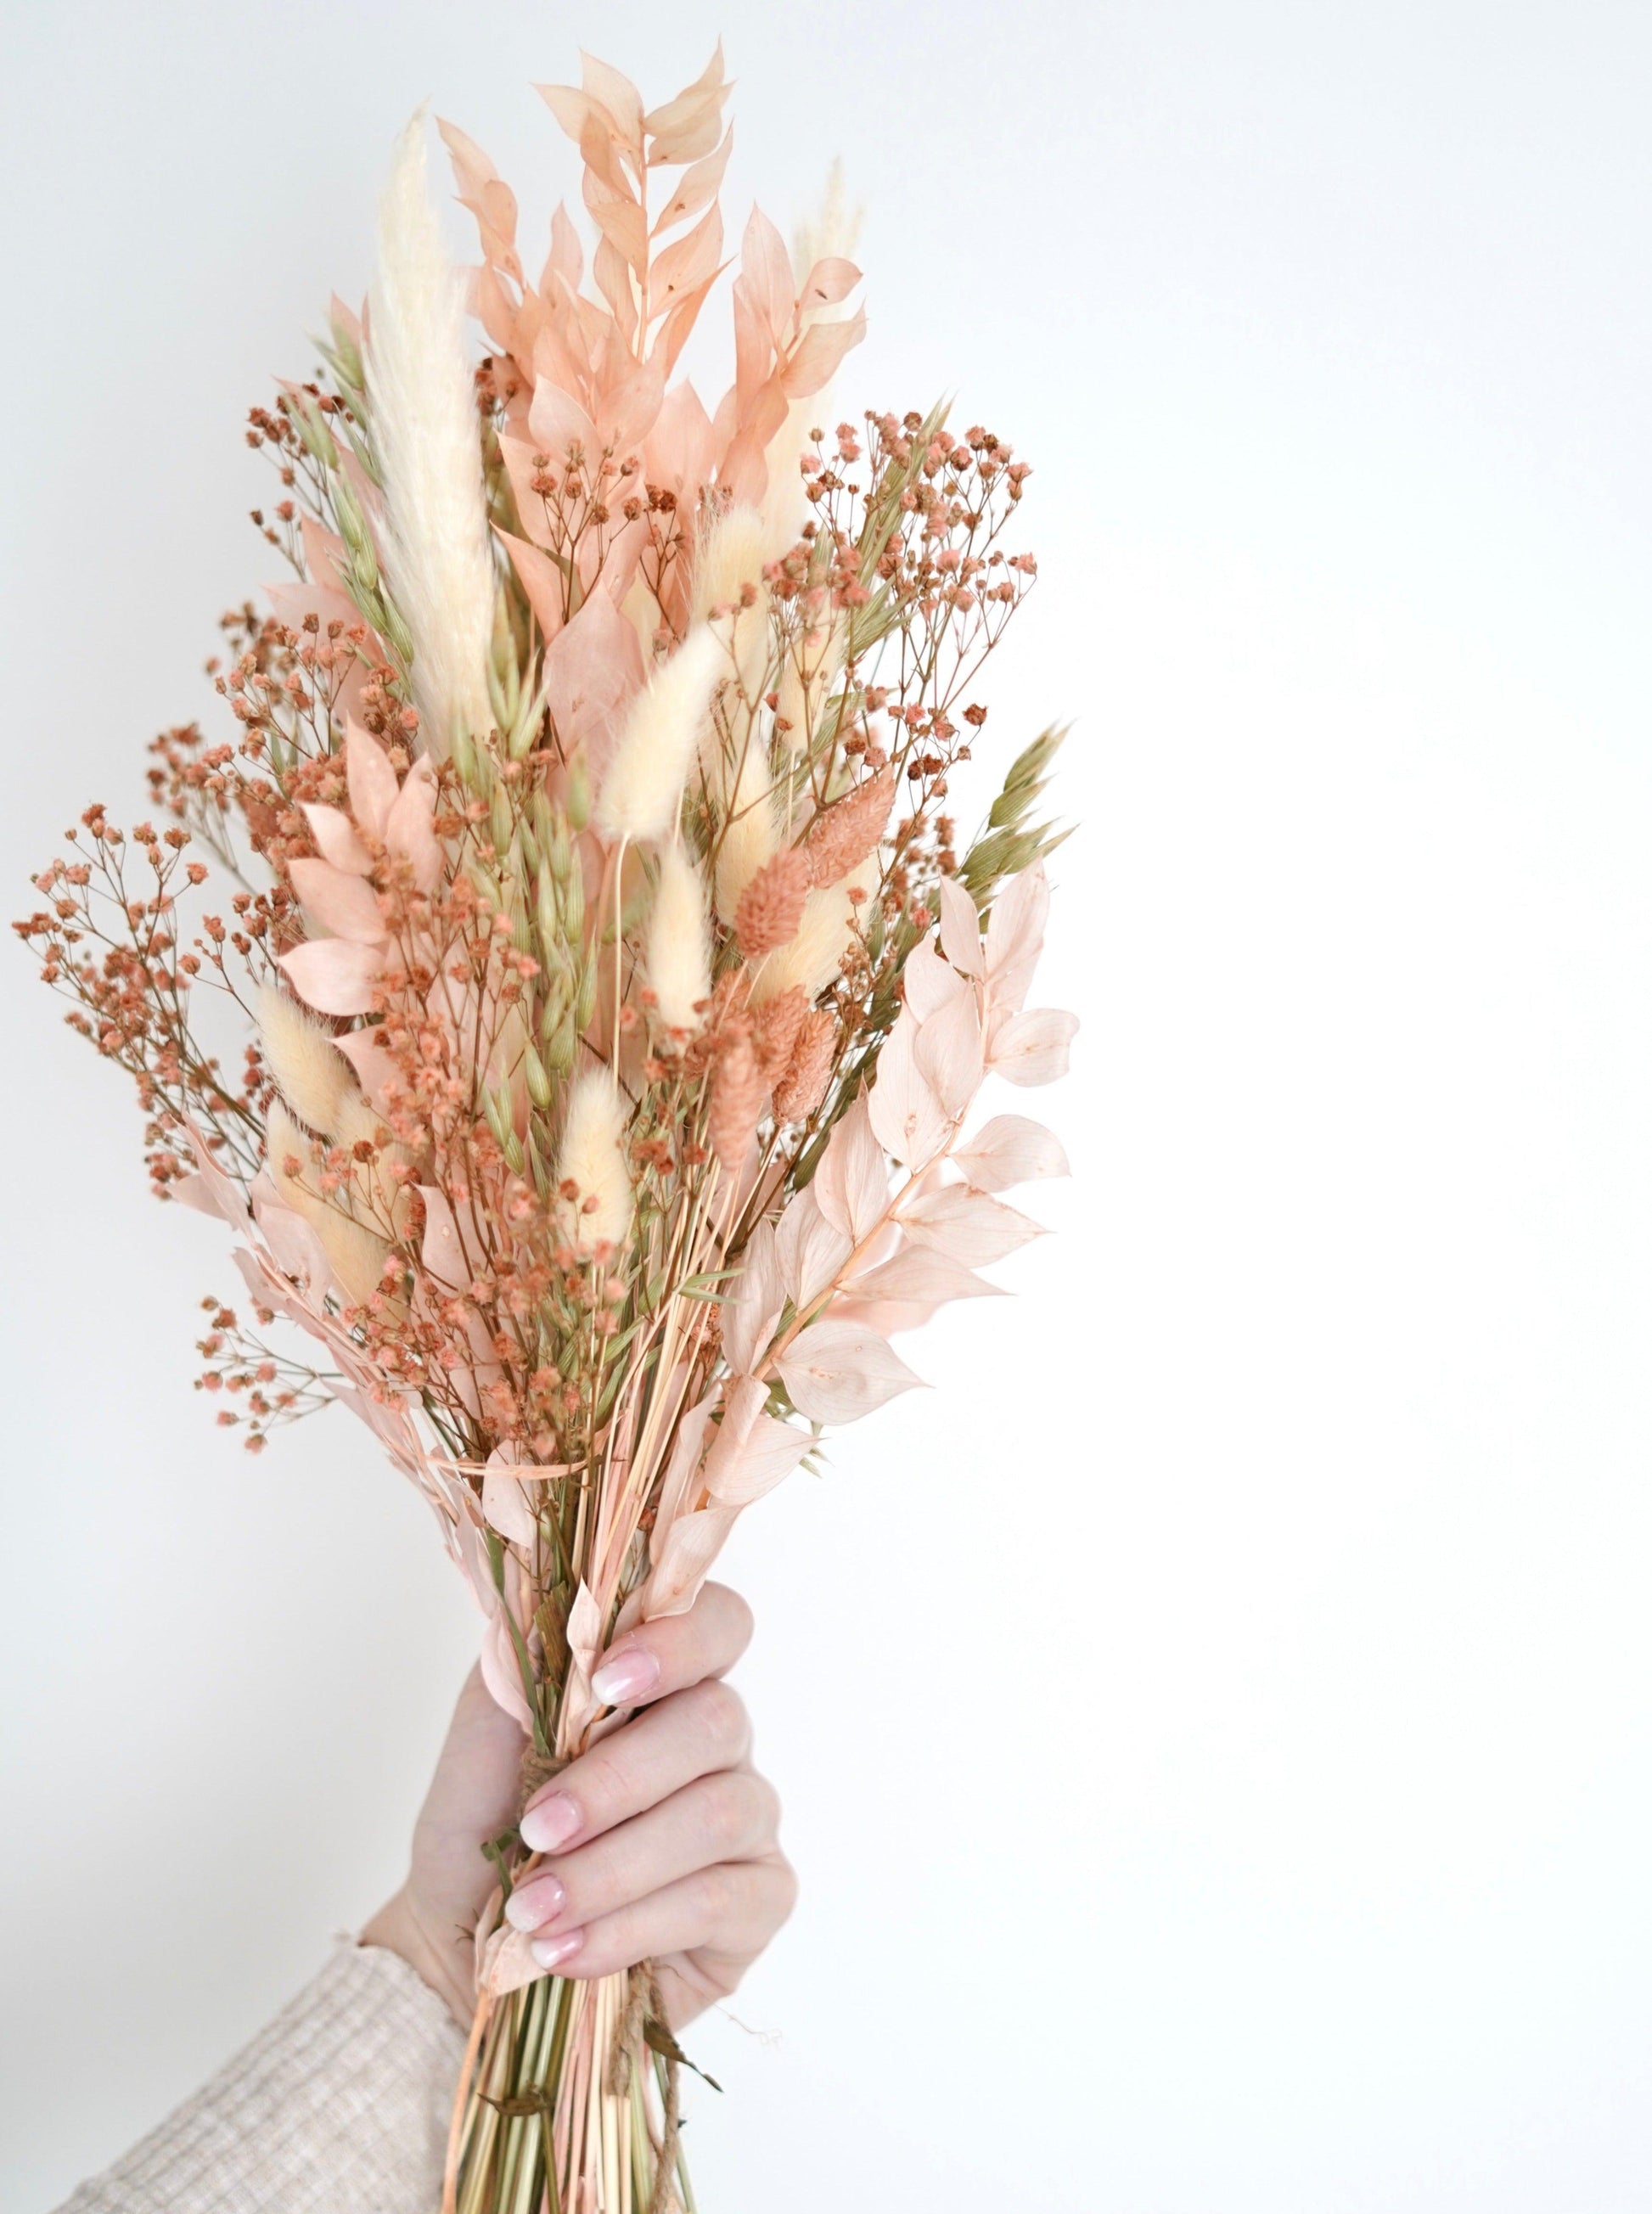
[54,1941,468,2214]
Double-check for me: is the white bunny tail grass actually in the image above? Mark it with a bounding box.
[257,986,357,1138]
[555,1070,634,1256]
[366,110,496,760]
[646,844,713,1035]
[594,626,726,846]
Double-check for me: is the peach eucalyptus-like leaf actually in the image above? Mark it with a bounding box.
[848,1244,1002,1308]
[800,256,862,307]
[495,524,568,645]
[480,1610,536,1735]
[333,1026,396,1112]
[654,1393,716,1535]
[952,1112,1071,1192]
[482,1453,538,1548]
[986,861,1049,977]
[417,1183,468,1291]
[526,381,601,467]
[812,1096,890,1245]
[702,1411,812,1508]
[345,721,399,842]
[913,984,985,1119]
[301,801,373,877]
[775,1186,854,1309]
[902,936,968,1021]
[278,936,382,1017]
[651,126,733,233]
[898,1182,1045,1266]
[645,1503,740,1619]
[739,206,795,342]
[936,875,985,976]
[722,1220,784,1375]
[784,306,867,399]
[778,1318,922,1424]
[480,1919,542,1998]
[385,756,442,891]
[987,1005,1079,1087]
[288,857,385,946]
[542,590,645,770]
[868,1014,951,1169]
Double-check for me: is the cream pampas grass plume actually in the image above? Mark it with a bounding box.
[594,626,725,846]
[645,845,712,1034]
[555,1070,632,1254]
[366,111,496,759]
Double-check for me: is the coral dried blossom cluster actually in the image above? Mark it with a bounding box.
[17,47,1074,2214]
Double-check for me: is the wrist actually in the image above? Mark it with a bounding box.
[359,1886,476,2029]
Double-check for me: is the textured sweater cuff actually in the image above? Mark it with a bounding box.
[55,1940,468,2214]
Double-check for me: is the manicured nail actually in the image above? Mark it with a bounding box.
[531,1927,584,1971]
[520,1791,582,1854]
[591,1644,660,1707]
[504,1874,565,1933]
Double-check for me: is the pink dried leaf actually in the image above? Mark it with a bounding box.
[799,256,862,307]
[345,722,399,842]
[868,1014,951,1169]
[702,1411,812,1508]
[778,1317,923,1424]
[495,525,569,647]
[987,1005,1079,1087]
[278,936,382,1017]
[812,1097,890,1245]
[774,1187,854,1310]
[952,1113,1070,1193]
[783,306,867,400]
[542,591,644,769]
[913,985,985,1118]
[482,1454,538,1548]
[301,801,373,878]
[385,758,443,892]
[288,857,385,946]
[651,127,733,234]
[526,381,601,463]
[646,1503,740,1620]
[417,1183,468,1292]
[901,939,967,1023]
[580,50,646,148]
[480,1611,536,1735]
[848,1244,1002,1308]
[722,1218,784,1374]
[649,203,725,313]
[740,206,795,341]
[480,1920,542,1998]
[643,43,728,162]
[897,1183,1045,1267]
[936,876,986,976]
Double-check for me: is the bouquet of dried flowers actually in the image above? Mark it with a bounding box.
[16,47,1075,2214]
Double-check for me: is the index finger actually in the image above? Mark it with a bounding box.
[586,1580,753,1715]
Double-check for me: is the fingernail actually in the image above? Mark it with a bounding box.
[531,1927,584,1971]
[591,1644,660,1707]
[504,1874,565,1933]
[520,1792,581,1853]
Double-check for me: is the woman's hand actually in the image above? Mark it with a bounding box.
[361,1582,795,2030]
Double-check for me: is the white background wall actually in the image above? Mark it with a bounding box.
[5,2,1652,2207]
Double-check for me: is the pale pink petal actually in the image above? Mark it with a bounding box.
[480,1611,536,1733]
[986,862,1050,982]
[848,1244,1001,1307]
[952,1113,1071,1192]
[418,1183,469,1291]
[302,801,373,876]
[867,1014,951,1170]
[812,1097,890,1245]
[288,857,386,945]
[385,757,443,891]
[739,206,795,340]
[777,1318,922,1424]
[783,306,867,399]
[827,1292,943,1337]
[480,1920,542,1997]
[774,1187,853,1309]
[345,720,399,842]
[898,1182,1045,1266]
[936,877,985,976]
[987,1005,1079,1087]
[526,379,600,462]
[913,986,985,1118]
[278,936,382,1016]
[654,1394,716,1534]
[496,525,568,645]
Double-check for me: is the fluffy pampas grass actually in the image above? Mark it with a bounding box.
[645,845,712,1034]
[367,111,496,759]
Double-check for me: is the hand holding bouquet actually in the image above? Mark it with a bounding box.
[18,46,1074,2213]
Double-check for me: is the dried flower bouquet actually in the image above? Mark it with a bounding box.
[16,47,1075,2214]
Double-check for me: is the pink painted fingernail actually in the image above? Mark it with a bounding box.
[504,1874,565,1933]
[520,1792,581,1854]
[531,1927,584,1971]
[591,1644,660,1707]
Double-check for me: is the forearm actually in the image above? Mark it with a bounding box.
[54,1940,466,2214]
